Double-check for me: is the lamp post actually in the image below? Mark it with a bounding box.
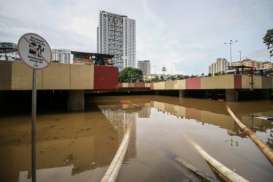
[162,66,166,81]
[224,40,238,64]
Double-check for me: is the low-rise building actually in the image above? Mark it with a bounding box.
[208,58,229,76]
[262,61,273,69]
[230,59,272,70]
[137,60,151,75]
[71,51,114,65]
[52,49,71,64]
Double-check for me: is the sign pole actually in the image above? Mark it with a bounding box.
[32,68,37,182]
[17,33,52,182]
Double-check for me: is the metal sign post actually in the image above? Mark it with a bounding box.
[18,33,51,182]
[31,68,37,182]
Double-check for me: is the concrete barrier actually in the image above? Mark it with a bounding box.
[0,62,94,90]
[11,62,42,90]
[241,75,261,89]
[262,77,272,89]
[94,65,118,90]
[186,78,201,89]
[201,75,234,89]
[144,83,151,88]
[0,62,12,90]
[174,80,186,90]
[153,81,165,90]
[135,82,145,88]
[165,80,176,89]
[121,83,129,88]
[42,63,70,89]
[70,64,94,90]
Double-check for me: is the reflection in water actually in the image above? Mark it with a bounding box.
[268,129,273,148]
[99,104,138,160]
[0,96,273,182]
[0,109,124,182]
[151,99,273,138]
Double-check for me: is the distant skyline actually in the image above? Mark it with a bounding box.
[0,0,272,75]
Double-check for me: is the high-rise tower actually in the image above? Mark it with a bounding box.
[97,11,136,70]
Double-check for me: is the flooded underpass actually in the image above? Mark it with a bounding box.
[0,95,273,181]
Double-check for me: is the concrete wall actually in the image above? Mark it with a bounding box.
[262,77,272,89]
[70,64,94,90]
[0,62,94,90]
[11,62,43,90]
[201,75,234,89]
[149,80,186,90]
[94,65,118,90]
[174,80,186,90]
[42,64,70,89]
[153,82,165,90]
[135,82,145,88]
[121,83,129,88]
[186,78,201,89]
[241,75,262,89]
[0,62,12,90]
[144,83,151,88]
[165,80,175,90]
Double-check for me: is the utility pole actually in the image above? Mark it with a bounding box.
[224,40,238,64]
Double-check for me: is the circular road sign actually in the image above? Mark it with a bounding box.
[18,33,51,69]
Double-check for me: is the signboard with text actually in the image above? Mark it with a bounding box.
[18,33,51,69]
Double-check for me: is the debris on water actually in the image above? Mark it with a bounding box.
[175,157,215,182]
[255,116,273,121]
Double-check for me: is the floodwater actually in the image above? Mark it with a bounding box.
[0,95,273,182]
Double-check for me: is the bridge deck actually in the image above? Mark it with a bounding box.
[0,61,272,91]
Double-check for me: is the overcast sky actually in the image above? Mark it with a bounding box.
[0,0,272,74]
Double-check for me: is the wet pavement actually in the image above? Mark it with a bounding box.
[0,95,273,181]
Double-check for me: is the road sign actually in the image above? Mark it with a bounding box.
[17,33,51,182]
[18,33,51,69]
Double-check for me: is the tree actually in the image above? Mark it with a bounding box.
[151,75,160,82]
[119,67,143,83]
[263,28,273,57]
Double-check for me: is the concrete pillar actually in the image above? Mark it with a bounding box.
[204,90,210,98]
[262,89,272,100]
[67,90,85,111]
[225,90,239,101]
[178,90,185,98]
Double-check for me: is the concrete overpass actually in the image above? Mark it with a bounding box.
[0,61,272,111]
[0,61,118,111]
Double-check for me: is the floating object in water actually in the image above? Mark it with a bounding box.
[227,106,273,165]
[189,139,249,182]
[255,116,273,121]
[175,157,215,181]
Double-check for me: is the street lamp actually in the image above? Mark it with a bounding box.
[162,66,166,74]
[224,40,238,64]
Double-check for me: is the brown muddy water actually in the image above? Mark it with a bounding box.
[0,95,273,182]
